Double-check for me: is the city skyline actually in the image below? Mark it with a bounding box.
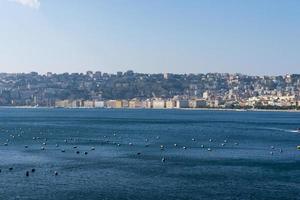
[1,71,300,109]
[1,0,300,75]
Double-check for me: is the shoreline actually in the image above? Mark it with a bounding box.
[0,106,300,113]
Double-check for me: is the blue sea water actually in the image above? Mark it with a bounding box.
[0,108,299,200]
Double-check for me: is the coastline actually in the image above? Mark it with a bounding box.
[1,106,300,113]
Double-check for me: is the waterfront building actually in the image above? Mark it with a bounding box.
[176,100,189,108]
[55,100,72,108]
[166,100,176,108]
[189,99,207,108]
[106,100,123,108]
[152,99,166,109]
[94,101,105,108]
[83,100,94,108]
[129,99,145,108]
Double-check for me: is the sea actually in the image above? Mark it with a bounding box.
[0,108,299,200]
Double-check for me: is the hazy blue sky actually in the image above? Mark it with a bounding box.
[0,0,299,75]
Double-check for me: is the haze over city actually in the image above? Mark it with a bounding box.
[1,0,300,75]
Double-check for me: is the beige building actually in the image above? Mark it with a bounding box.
[166,100,176,109]
[152,99,165,109]
[106,100,123,108]
[55,100,72,108]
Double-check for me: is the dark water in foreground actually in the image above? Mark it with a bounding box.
[0,108,299,200]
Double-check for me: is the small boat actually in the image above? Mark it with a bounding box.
[297,146,300,150]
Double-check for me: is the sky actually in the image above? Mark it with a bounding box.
[0,0,300,75]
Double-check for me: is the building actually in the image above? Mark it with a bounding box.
[83,100,94,108]
[166,100,176,108]
[129,99,145,108]
[94,101,105,108]
[176,100,189,108]
[106,100,123,108]
[189,99,206,108]
[55,100,72,108]
[152,99,165,109]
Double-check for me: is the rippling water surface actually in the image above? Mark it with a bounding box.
[0,108,299,200]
